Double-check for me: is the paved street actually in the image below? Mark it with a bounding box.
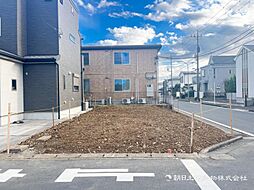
[174,101,254,135]
[0,138,253,190]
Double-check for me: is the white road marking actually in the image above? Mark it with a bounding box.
[176,108,254,137]
[55,169,155,182]
[0,169,26,182]
[181,159,221,190]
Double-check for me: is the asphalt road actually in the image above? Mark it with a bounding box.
[174,101,254,135]
[0,138,253,190]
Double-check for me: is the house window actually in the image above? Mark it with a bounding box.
[213,68,216,78]
[83,53,89,65]
[202,70,206,77]
[60,0,63,4]
[229,70,231,74]
[69,34,76,44]
[12,79,17,91]
[63,75,66,90]
[71,7,74,15]
[72,74,80,92]
[114,52,129,65]
[114,79,130,92]
[84,79,90,96]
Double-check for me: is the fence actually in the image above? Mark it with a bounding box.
[0,99,86,154]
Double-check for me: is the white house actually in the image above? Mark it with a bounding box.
[0,52,24,126]
[179,71,197,88]
[200,55,236,97]
[235,45,254,105]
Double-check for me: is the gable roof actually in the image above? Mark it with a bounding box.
[209,55,235,65]
[243,44,254,52]
[235,44,254,60]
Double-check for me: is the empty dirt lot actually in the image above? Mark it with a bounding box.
[22,105,232,154]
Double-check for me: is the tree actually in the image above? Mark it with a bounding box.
[224,75,236,93]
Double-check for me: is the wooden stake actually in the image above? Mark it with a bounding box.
[52,107,55,127]
[7,103,11,154]
[229,97,233,135]
[68,101,71,120]
[190,113,194,153]
[200,98,203,127]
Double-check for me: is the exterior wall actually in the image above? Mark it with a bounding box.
[179,73,196,88]
[58,0,81,111]
[201,64,236,94]
[23,63,58,113]
[0,0,18,54]
[82,48,158,104]
[248,52,254,98]
[26,0,59,56]
[236,53,243,99]
[0,58,24,126]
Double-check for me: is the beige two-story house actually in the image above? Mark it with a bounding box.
[81,45,161,104]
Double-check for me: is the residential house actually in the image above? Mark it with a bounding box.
[200,55,236,97]
[0,0,82,126]
[81,45,162,104]
[235,45,254,105]
[179,71,197,95]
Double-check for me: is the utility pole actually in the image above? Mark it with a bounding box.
[192,30,202,101]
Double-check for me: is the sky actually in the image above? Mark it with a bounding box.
[74,0,254,81]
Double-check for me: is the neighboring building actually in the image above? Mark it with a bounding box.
[81,45,162,104]
[0,0,82,126]
[200,55,236,97]
[192,76,201,92]
[235,45,254,105]
[179,71,197,88]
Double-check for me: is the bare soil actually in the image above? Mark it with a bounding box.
[22,105,232,154]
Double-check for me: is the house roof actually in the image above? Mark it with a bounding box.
[82,44,162,51]
[179,71,197,75]
[0,49,57,64]
[243,44,254,52]
[209,55,235,65]
[235,44,254,60]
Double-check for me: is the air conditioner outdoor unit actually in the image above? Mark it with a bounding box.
[122,98,131,104]
[138,98,146,104]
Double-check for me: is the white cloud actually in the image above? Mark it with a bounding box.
[175,23,189,30]
[109,11,143,19]
[98,26,160,45]
[98,0,120,9]
[144,0,193,22]
[75,0,120,14]
[108,0,193,22]
[159,0,254,68]
[97,39,118,45]
[159,31,179,45]
[75,0,96,14]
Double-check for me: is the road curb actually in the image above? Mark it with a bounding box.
[0,152,200,160]
[200,136,243,154]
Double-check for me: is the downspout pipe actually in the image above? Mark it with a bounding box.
[80,37,84,111]
[56,63,60,119]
